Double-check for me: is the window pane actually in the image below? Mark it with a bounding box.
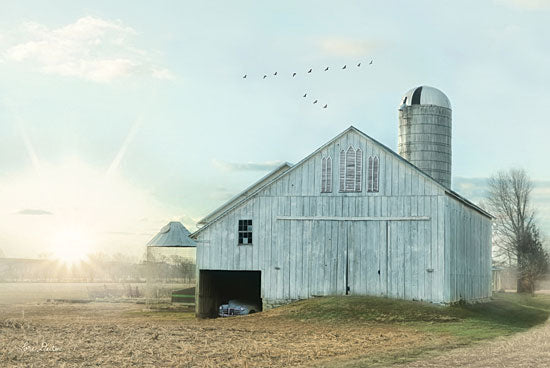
[355,149,362,192]
[321,157,327,192]
[346,147,355,191]
[339,150,345,191]
[327,157,332,192]
[368,156,373,192]
[373,156,379,192]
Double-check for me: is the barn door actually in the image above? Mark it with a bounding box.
[346,220,388,297]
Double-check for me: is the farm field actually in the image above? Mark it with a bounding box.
[1,289,550,367]
[0,282,192,304]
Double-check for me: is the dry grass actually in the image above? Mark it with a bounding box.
[0,302,434,367]
[2,290,549,367]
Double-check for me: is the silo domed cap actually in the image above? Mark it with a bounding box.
[400,86,451,109]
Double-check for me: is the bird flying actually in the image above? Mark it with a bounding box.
[313,100,318,104]
[369,60,373,65]
[308,68,312,73]
[274,72,277,76]
[357,63,361,67]
[324,67,329,71]
[323,104,327,108]
[243,74,247,78]
[293,72,297,77]
[342,65,347,69]
[303,93,307,97]
[263,75,267,79]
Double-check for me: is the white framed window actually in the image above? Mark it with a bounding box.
[321,156,332,193]
[339,146,362,192]
[368,155,380,192]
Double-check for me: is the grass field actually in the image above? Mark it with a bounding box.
[1,290,549,367]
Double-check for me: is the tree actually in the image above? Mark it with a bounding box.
[486,168,549,293]
[170,255,196,283]
[517,226,549,295]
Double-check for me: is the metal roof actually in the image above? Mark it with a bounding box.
[400,86,452,110]
[147,221,196,247]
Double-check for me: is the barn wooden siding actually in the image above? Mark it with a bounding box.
[196,129,492,306]
[444,196,492,302]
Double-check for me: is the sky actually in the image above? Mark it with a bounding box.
[0,0,549,259]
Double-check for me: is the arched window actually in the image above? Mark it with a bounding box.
[368,155,380,192]
[321,156,332,193]
[339,146,362,192]
[339,150,346,192]
[355,148,362,192]
[373,156,379,192]
[345,147,355,191]
[326,156,332,192]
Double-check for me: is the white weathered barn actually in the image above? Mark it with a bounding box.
[192,86,492,317]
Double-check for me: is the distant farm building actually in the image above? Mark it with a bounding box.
[147,221,196,262]
[192,86,493,317]
[146,221,196,283]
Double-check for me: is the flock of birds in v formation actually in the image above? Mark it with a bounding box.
[242,60,373,110]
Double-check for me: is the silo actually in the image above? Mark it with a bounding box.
[398,86,452,188]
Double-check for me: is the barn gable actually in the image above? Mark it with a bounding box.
[194,126,450,236]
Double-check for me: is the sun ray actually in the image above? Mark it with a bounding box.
[105,88,157,179]
[106,116,143,178]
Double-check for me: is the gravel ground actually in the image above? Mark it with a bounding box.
[400,321,550,368]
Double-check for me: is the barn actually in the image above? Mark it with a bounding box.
[192,86,493,317]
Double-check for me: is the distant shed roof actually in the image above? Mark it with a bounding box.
[147,222,196,247]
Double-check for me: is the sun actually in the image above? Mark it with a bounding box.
[50,228,93,265]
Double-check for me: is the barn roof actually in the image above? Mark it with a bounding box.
[147,221,196,247]
[192,126,491,237]
[197,162,293,226]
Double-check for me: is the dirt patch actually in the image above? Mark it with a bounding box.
[0,302,434,367]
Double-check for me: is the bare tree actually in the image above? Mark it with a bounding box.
[486,168,548,292]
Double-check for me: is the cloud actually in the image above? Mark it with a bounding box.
[495,0,550,10]
[152,67,175,80]
[178,214,200,232]
[208,186,236,201]
[212,159,284,172]
[15,208,53,216]
[453,177,489,200]
[319,37,377,57]
[3,16,173,82]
